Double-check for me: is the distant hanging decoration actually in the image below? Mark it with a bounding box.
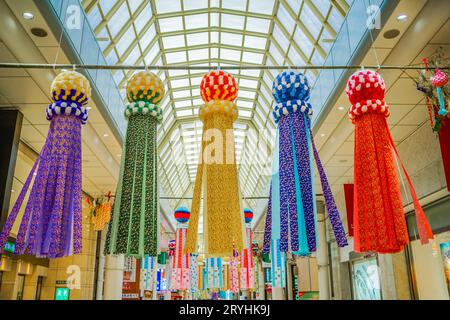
[263,71,347,257]
[105,71,163,257]
[203,257,223,289]
[229,247,240,293]
[347,69,434,253]
[185,70,244,256]
[240,208,255,290]
[89,193,113,231]
[0,70,90,259]
[189,253,199,293]
[415,48,450,132]
[171,207,191,291]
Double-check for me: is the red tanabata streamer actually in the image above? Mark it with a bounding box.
[346,70,433,253]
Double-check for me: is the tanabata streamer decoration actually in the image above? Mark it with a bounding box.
[89,195,112,231]
[171,207,191,290]
[189,254,199,293]
[346,69,434,253]
[240,208,255,290]
[185,70,245,256]
[0,70,90,259]
[204,257,223,289]
[229,248,240,293]
[432,69,449,116]
[105,71,163,257]
[270,239,286,288]
[263,71,347,257]
[140,255,157,292]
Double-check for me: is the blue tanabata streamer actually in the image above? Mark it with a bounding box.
[263,71,347,256]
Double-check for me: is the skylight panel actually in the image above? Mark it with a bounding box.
[123,46,140,65]
[186,32,209,46]
[165,51,187,64]
[155,0,181,14]
[220,48,241,61]
[183,0,208,11]
[268,42,284,65]
[293,28,313,57]
[310,0,330,18]
[246,17,270,33]
[171,78,190,88]
[221,14,245,29]
[177,109,193,117]
[248,0,275,15]
[106,50,118,65]
[222,0,247,12]
[277,3,295,35]
[239,90,256,99]
[99,0,115,16]
[172,90,191,100]
[159,16,184,33]
[128,0,144,13]
[221,32,243,47]
[300,3,321,39]
[174,100,192,109]
[134,3,152,34]
[239,78,258,89]
[144,43,160,65]
[185,14,209,29]
[288,47,306,66]
[108,2,130,38]
[97,28,110,51]
[237,100,254,109]
[242,51,263,64]
[139,24,156,50]
[243,35,266,50]
[188,48,209,61]
[328,7,344,32]
[86,5,102,29]
[116,27,135,56]
[162,35,186,49]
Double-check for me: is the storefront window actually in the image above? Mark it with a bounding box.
[351,258,381,300]
[16,274,25,300]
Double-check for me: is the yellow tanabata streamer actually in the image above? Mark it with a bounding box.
[185,100,245,256]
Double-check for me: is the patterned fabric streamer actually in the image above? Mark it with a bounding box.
[347,70,433,253]
[0,70,90,260]
[263,71,347,256]
[105,71,163,257]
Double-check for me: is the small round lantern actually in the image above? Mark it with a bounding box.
[244,208,254,224]
[174,206,190,224]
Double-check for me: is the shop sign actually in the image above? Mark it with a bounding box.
[4,241,15,253]
[56,280,68,285]
[54,287,70,300]
[122,293,139,299]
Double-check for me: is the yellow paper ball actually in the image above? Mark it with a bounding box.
[50,70,91,105]
[126,71,164,104]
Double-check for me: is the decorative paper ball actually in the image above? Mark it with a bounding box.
[199,70,238,103]
[174,206,190,223]
[51,70,91,105]
[126,71,164,104]
[272,70,310,103]
[346,70,389,122]
[432,69,448,88]
[244,208,254,224]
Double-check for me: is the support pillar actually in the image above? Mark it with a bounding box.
[0,109,23,230]
[103,254,124,300]
[95,229,107,300]
[271,287,285,300]
[317,209,331,300]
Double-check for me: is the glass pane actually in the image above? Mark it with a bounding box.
[159,17,183,32]
[155,0,181,14]
[248,0,275,15]
[246,17,270,33]
[185,14,208,29]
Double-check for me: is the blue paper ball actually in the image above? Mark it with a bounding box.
[272,71,310,104]
[174,206,190,223]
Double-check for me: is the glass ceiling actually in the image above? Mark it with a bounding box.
[81,0,352,214]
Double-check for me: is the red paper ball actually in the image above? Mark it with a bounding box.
[199,70,238,103]
[346,70,385,105]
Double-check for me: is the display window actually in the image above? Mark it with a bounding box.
[350,258,382,300]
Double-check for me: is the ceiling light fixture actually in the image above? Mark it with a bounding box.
[338,106,345,111]
[23,12,34,20]
[103,133,109,137]
[396,14,408,22]
[320,133,326,137]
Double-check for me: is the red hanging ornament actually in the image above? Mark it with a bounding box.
[346,69,434,253]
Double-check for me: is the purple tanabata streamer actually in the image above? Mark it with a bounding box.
[278,116,299,252]
[0,114,83,259]
[307,118,348,247]
[262,184,272,254]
